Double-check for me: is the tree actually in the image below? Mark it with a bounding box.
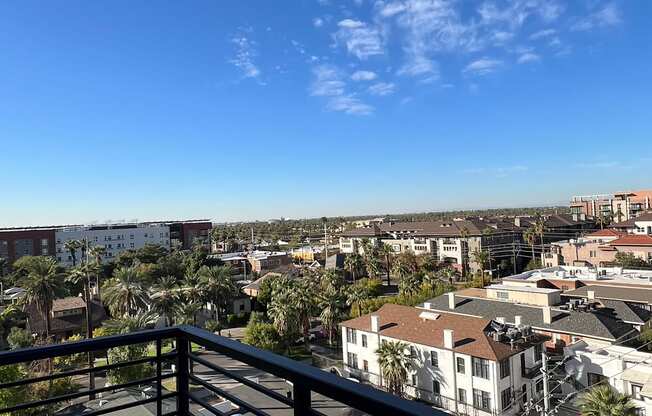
[392,251,418,279]
[398,273,422,298]
[533,214,546,256]
[102,266,150,317]
[150,276,179,326]
[319,283,346,345]
[379,244,394,286]
[88,245,106,300]
[199,265,237,323]
[577,384,637,416]
[174,302,202,326]
[524,228,537,263]
[291,279,317,347]
[0,257,7,278]
[346,283,370,317]
[19,257,62,339]
[0,363,28,413]
[344,253,363,282]
[614,252,651,270]
[7,326,32,350]
[376,340,413,396]
[364,255,382,280]
[471,249,490,284]
[64,239,82,267]
[243,321,282,353]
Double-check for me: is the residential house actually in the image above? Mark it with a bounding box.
[25,297,107,340]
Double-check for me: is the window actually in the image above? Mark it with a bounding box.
[500,358,510,379]
[361,334,367,347]
[363,360,368,372]
[631,383,643,400]
[496,290,509,300]
[472,357,490,379]
[588,372,606,386]
[589,250,597,258]
[346,328,357,344]
[458,388,467,404]
[411,374,417,386]
[347,352,358,369]
[535,343,543,360]
[432,380,440,395]
[431,351,438,367]
[457,357,465,374]
[473,389,491,411]
[501,387,512,410]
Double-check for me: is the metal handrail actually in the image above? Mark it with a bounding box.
[0,325,444,416]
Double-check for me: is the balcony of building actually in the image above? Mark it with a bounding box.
[0,325,443,416]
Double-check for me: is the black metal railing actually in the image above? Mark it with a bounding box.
[0,325,443,415]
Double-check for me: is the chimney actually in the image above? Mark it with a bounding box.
[543,307,552,324]
[424,302,431,310]
[371,315,380,333]
[443,329,454,349]
[448,292,456,310]
[587,290,595,301]
[514,315,522,326]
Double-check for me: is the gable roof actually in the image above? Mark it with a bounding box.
[340,303,538,361]
[610,235,652,246]
[424,292,635,342]
[26,299,107,335]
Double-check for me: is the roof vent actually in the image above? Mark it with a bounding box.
[419,311,440,321]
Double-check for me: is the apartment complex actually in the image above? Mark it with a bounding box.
[214,250,292,275]
[339,215,594,275]
[570,190,652,222]
[0,226,57,266]
[341,303,546,416]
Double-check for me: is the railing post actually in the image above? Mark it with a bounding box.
[293,383,311,415]
[176,336,190,416]
[156,338,162,416]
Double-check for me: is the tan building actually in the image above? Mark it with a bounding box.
[570,190,652,223]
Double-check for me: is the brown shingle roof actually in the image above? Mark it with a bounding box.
[340,303,530,361]
[52,297,86,312]
[587,229,624,238]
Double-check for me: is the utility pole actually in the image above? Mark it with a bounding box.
[324,222,328,260]
[250,227,254,250]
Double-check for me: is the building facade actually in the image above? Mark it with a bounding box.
[570,190,652,223]
[0,227,57,266]
[341,303,546,416]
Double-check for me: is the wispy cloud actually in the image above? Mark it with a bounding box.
[351,70,377,81]
[313,17,324,28]
[529,28,556,40]
[517,52,540,64]
[463,58,503,75]
[368,82,396,96]
[571,3,621,31]
[333,19,384,60]
[310,65,373,115]
[229,29,262,81]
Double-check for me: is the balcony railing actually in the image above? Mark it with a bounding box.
[0,325,442,415]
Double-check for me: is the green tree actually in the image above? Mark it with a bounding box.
[346,283,370,317]
[392,251,418,279]
[7,326,32,350]
[174,301,202,326]
[379,244,394,286]
[64,239,82,267]
[577,384,637,416]
[471,249,490,284]
[150,276,179,326]
[318,283,346,345]
[0,364,28,414]
[398,273,422,297]
[199,265,237,323]
[291,279,317,347]
[267,278,299,348]
[102,266,150,317]
[376,340,413,396]
[243,321,282,353]
[19,257,62,339]
[614,252,651,269]
[344,253,363,282]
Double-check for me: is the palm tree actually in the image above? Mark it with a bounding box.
[471,249,489,283]
[439,267,457,284]
[346,283,370,317]
[19,257,62,339]
[180,272,204,322]
[103,311,159,335]
[102,266,149,317]
[398,273,422,297]
[199,265,237,323]
[524,228,537,264]
[343,254,363,282]
[379,244,394,286]
[267,281,298,348]
[64,239,82,267]
[174,302,202,326]
[150,276,179,326]
[533,214,546,257]
[577,384,638,416]
[365,256,381,280]
[291,279,317,347]
[88,245,106,300]
[376,340,413,396]
[319,284,346,345]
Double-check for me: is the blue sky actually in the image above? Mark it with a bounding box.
[1,0,650,226]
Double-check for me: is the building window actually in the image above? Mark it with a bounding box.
[496,291,509,300]
[632,384,643,400]
[411,374,417,386]
[588,373,606,386]
[431,351,438,368]
[363,360,368,372]
[458,388,467,404]
[500,359,510,379]
[361,334,367,347]
[457,357,465,374]
[535,343,543,360]
[473,389,492,411]
[472,357,490,379]
[501,387,512,410]
[347,352,358,369]
[346,328,357,344]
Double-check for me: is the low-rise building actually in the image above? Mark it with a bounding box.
[215,250,292,275]
[0,226,57,266]
[341,303,547,416]
[25,297,107,340]
[570,190,652,223]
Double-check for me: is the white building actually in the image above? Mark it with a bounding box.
[340,303,546,416]
[55,223,170,266]
[564,340,652,415]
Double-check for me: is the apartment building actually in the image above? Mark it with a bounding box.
[612,212,652,235]
[0,226,57,266]
[166,219,212,249]
[341,303,546,416]
[55,223,170,266]
[570,190,652,223]
[215,250,292,275]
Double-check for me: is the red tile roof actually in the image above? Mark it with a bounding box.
[610,235,652,246]
[587,229,624,238]
[340,303,531,361]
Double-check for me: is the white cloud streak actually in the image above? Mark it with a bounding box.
[310,65,374,115]
[351,70,378,81]
[571,3,621,31]
[333,19,384,60]
[368,82,396,96]
[229,32,262,80]
[463,58,502,75]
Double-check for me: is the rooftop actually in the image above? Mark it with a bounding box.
[503,265,652,286]
[486,284,561,294]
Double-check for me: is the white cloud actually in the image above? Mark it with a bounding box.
[517,52,540,64]
[334,19,384,59]
[313,17,324,28]
[397,55,440,83]
[368,82,396,96]
[478,0,563,28]
[571,3,621,31]
[376,1,407,18]
[492,31,514,44]
[463,58,503,75]
[229,33,261,80]
[351,70,378,81]
[529,28,556,40]
[310,65,373,115]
